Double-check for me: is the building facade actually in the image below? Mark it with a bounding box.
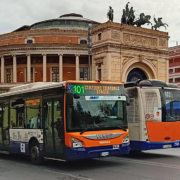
[0,13,99,88]
[0,14,170,89]
[92,22,169,83]
[169,46,180,86]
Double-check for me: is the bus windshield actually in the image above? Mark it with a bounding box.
[162,89,180,122]
[66,83,127,132]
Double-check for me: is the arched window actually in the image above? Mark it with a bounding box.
[80,40,87,44]
[27,40,33,44]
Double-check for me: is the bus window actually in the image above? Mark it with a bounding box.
[162,89,180,122]
[0,104,2,145]
[10,99,25,128]
[2,102,9,146]
[26,98,41,129]
[3,102,9,129]
[67,96,126,132]
[54,99,63,138]
[141,89,161,122]
[44,101,52,129]
[125,88,139,124]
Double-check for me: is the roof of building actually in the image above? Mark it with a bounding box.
[13,13,100,32]
[13,25,30,32]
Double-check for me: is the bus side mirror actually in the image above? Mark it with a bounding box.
[66,93,73,106]
[125,94,130,106]
[74,93,80,99]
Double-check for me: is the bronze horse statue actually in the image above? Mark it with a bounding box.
[152,17,168,30]
[133,13,152,27]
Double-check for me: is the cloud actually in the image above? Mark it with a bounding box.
[0,0,178,46]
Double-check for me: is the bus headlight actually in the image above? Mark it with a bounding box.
[71,138,83,148]
[123,134,129,144]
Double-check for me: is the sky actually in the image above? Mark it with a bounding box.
[0,0,179,47]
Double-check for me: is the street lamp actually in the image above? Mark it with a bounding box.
[88,23,92,80]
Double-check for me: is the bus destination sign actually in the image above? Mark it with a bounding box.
[67,83,122,95]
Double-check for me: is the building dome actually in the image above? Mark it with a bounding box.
[0,12,98,87]
[29,13,99,31]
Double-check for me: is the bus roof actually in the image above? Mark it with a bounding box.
[124,79,179,89]
[0,80,124,98]
[66,80,123,85]
[0,82,66,98]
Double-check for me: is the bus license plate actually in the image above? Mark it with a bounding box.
[163,144,172,149]
[101,152,109,157]
[113,145,119,149]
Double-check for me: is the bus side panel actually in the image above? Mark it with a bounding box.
[146,121,180,142]
[9,129,44,155]
[128,123,139,141]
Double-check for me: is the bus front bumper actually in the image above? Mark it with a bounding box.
[64,143,130,161]
[130,140,180,151]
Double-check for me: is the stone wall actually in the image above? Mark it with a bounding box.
[92,22,169,83]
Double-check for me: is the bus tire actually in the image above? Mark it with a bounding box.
[30,140,44,165]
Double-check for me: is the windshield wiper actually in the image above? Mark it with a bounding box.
[80,124,99,135]
[118,126,127,132]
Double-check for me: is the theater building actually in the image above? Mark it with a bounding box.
[0,13,99,88]
[0,13,170,90]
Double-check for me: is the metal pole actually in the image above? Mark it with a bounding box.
[88,54,91,80]
[88,24,92,81]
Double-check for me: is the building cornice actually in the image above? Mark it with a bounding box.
[92,43,169,55]
[0,43,88,56]
[92,21,169,38]
[0,29,88,40]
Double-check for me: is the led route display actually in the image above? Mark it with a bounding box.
[67,83,123,95]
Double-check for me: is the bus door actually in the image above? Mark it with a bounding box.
[44,96,64,158]
[0,102,10,151]
[0,103,2,149]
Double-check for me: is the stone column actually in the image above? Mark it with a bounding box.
[43,54,46,82]
[75,55,80,80]
[96,64,98,79]
[120,54,123,82]
[59,54,63,81]
[27,54,31,83]
[107,53,111,81]
[13,55,17,83]
[166,59,169,82]
[1,56,4,83]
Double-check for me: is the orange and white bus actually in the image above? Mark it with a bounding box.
[0,80,129,164]
[125,79,180,152]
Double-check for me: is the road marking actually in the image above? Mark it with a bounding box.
[109,157,180,170]
[44,169,92,180]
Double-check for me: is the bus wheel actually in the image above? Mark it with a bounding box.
[30,141,44,165]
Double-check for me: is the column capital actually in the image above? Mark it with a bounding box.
[75,54,80,57]
[58,54,63,56]
[12,54,16,57]
[42,54,46,56]
[26,54,31,56]
[0,56,4,58]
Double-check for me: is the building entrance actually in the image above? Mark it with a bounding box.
[127,68,147,82]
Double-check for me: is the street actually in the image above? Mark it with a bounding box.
[0,149,180,180]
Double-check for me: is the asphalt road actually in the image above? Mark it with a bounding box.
[1,149,180,180]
